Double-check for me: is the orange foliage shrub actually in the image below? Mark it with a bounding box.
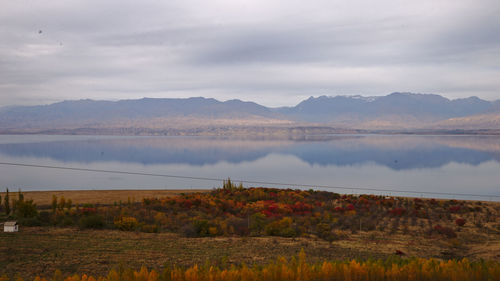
[10,253,500,281]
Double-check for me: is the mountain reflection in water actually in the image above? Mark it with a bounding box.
[0,134,499,199]
[0,135,499,170]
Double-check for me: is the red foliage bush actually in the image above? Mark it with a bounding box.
[81,207,97,215]
[389,208,406,216]
[413,198,423,210]
[395,250,406,256]
[449,205,461,213]
[267,204,278,213]
[334,206,344,212]
[434,224,457,238]
[261,209,278,218]
[290,202,312,214]
[455,218,466,226]
[181,199,192,209]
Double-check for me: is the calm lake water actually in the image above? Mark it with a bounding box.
[0,134,499,200]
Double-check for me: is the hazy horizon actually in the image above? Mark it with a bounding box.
[2,92,499,109]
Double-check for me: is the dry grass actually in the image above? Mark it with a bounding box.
[1,227,498,279]
[0,189,207,206]
[0,227,372,279]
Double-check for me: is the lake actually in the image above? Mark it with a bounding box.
[0,134,499,201]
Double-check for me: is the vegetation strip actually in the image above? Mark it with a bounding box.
[1,181,499,279]
[2,252,500,281]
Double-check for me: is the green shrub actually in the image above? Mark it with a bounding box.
[250,213,267,235]
[193,219,210,237]
[80,214,105,229]
[20,217,42,226]
[38,211,51,224]
[62,216,75,226]
[15,199,38,218]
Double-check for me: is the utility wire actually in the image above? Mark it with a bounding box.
[0,161,499,199]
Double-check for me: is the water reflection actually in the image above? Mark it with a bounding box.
[0,135,499,170]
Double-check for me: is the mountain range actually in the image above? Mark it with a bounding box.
[1,92,499,135]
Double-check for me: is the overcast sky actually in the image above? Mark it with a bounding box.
[1,0,499,107]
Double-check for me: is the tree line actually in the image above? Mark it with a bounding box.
[1,251,499,281]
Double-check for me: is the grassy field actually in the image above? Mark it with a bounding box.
[2,226,499,279]
[0,189,499,279]
[0,189,207,206]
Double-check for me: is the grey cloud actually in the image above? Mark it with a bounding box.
[0,0,499,107]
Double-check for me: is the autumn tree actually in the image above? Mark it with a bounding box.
[52,195,57,213]
[58,196,66,211]
[15,198,38,218]
[223,178,234,190]
[66,199,73,210]
[18,189,24,202]
[4,188,10,215]
[19,255,500,281]
[249,212,266,235]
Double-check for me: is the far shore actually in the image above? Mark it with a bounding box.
[1,127,500,137]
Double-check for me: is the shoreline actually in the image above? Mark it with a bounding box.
[1,127,500,137]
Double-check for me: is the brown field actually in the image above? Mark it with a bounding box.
[2,226,499,279]
[0,189,208,206]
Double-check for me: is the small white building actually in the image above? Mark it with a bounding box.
[3,221,18,232]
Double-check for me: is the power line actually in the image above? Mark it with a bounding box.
[0,161,499,199]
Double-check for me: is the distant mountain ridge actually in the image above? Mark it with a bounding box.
[0,97,274,120]
[0,97,284,129]
[0,93,499,133]
[276,92,496,124]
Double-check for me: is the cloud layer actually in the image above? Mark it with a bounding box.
[1,0,499,107]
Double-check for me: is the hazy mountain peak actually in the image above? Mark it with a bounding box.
[386,92,450,101]
[341,95,379,102]
[461,96,480,100]
[280,92,495,124]
[304,94,379,103]
[224,99,251,104]
[0,93,498,133]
